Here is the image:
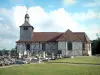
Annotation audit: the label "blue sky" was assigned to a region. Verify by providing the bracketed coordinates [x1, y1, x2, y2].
[0, 0, 100, 49]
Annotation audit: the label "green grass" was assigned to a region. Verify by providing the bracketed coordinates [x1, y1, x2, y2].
[0, 56, 100, 75]
[48, 56, 100, 64]
[0, 64, 100, 75]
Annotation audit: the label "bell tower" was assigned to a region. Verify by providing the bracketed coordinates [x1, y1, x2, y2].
[19, 8, 34, 41]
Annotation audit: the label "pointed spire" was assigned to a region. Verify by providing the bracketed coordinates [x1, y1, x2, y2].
[25, 5, 30, 22]
[26, 5, 28, 14]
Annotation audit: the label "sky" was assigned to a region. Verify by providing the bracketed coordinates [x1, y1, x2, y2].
[0, 0, 100, 50]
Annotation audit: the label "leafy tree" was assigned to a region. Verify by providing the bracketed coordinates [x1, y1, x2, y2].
[92, 39, 100, 55]
[11, 48, 18, 58]
[3, 50, 10, 56]
[96, 39, 100, 54]
[0, 50, 3, 56]
[0, 49, 10, 56]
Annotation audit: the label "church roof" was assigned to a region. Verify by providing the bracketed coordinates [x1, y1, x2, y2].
[20, 21, 34, 29]
[20, 22, 31, 27]
[32, 32, 63, 42]
[20, 13, 34, 29]
[16, 29, 91, 43]
[57, 29, 82, 41]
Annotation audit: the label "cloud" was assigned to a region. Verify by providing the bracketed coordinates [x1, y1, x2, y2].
[0, 8, 19, 50]
[0, 5, 99, 49]
[13, 6, 80, 32]
[71, 9, 100, 21]
[77, 24, 100, 40]
[0, 17, 4, 20]
[63, 0, 76, 6]
[83, 0, 100, 7]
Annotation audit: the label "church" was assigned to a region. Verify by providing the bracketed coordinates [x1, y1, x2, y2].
[16, 12, 92, 58]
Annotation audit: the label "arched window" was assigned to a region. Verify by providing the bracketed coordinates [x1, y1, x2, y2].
[82, 43, 85, 50]
[42, 43, 45, 51]
[26, 44, 30, 51]
[68, 42, 72, 50]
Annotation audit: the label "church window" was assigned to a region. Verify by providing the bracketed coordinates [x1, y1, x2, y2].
[42, 43, 45, 51]
[82, 43, 85, 50]
[24, 27, 28, 30]
[89, 43, 90, 50]
[68, 42, 72, 50]
[26, 44, 30, 51]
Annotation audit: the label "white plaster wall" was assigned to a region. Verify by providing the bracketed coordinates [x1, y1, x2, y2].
[46, 42, 57, 50]
[85, 43, 92, 56]
[58, 41, 66, 50]
[58, 41, 66, 56]
[17, 43, 26, 53]
[62, 50, 83, 56]
[17, 43, 27, 58]
[16, 41, 90, 57]
[85, 43, 89, 50]
[88, 43, 92, 56]
[72, 42, 82, 50]
[31, 43, 42, 51]
[58, 42, 83, 56]
[72, 42, 83, 56]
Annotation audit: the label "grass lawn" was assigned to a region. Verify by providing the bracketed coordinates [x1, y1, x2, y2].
[48, 56, 100, 64]
[0, 64, 100, 75]
[0, 56, 100, 75]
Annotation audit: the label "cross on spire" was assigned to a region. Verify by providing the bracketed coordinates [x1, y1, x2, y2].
[26, 5, 28, 14]
[24, 5, 30, 22]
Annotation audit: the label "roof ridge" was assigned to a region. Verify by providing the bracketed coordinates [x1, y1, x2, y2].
[57, 30, 83, 41]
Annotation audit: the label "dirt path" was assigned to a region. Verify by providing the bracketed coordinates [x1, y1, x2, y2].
[0, 65, 21, 68]
[0, 62, 100, 69]
[46, 62, 100, 66]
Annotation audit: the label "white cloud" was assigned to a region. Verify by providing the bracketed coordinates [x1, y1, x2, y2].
[0, 17, 4, 20]
[77, 24, 100, 40]
[0, 8, 19, 49]
[49, 8, 79, 31]
[83, 0, 100, 7]
[0, 6, 99, 49]
[71, 9, 100, 21]
[12, 6, 100, 40]
[13, 6, 80, 32]
[12, 6, 27, 28]
[63, 0, 76, 6]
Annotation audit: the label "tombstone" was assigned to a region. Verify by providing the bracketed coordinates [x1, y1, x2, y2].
[38, 56, 41, 63]
[71, 56, 74, 58]
[43, 51, 46, 59]
[51, 52, 55, 59]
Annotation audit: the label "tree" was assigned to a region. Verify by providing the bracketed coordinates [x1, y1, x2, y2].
[92, 39, 100, 55]
[0, 50, 3, 56]
[11, 48, 18, 58]
[0, 49, 10, 56]
[3, 50, 9, 56]
[96, 39, 100, 54]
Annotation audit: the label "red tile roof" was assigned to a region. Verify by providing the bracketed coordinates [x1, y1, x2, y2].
[16, 29, 91, 43]
[32, 32, 63, 42]
[57, 29, 81, 41]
